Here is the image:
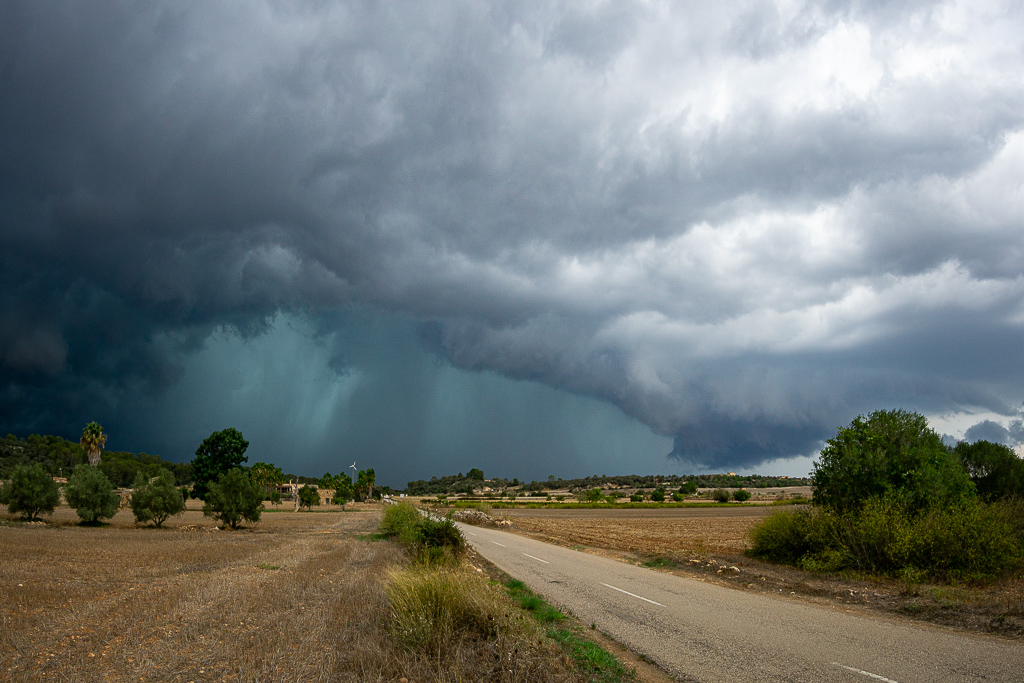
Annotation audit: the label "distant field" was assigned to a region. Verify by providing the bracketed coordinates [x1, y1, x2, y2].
[498, 505, 773, 555]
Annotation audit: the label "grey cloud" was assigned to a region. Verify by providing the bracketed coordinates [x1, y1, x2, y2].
[2, 1, 1024, 474]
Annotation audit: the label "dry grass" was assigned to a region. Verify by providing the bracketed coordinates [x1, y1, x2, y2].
[1, 505, 583, 682]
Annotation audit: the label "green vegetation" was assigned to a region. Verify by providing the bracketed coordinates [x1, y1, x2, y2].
[64, 463, 119, 524]
[711, 488, 731, 503]
[733, 488, 751, 502]
[297, 484, 320, 511]
[0, 462, 60, 520]
[505, 579, 634, 682]
[749, 409, 1024, 582]
[129, 468, 185, 527]
[812, 409, 973, 513]
[191, 428, 249, 501]
[379, 502, 465, 564]
[955, 440, 1024, 501]
[1, 433, 191, 486]
[202, 468, 264, 529]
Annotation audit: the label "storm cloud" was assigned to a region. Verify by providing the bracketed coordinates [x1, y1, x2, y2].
[2, 1, 1023, 481]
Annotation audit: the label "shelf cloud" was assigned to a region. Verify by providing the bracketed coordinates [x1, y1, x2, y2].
[2, 1, 1023, 478]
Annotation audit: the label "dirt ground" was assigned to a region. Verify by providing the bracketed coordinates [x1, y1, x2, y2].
[487, 505, 1024, 640]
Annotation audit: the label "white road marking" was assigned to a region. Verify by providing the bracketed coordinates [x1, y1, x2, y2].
[491, 541, 506, 547]
[523, 553, 550, 564]
[465, 530, 478, 536]
[600, 582, 665, 607]
[834, 663, 899, 683]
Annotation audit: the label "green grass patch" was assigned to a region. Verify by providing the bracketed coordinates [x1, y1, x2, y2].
[504, 579, 634, 682]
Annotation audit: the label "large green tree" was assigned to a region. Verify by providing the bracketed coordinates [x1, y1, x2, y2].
[812, 409, 975, 513]
[130, 468, 186, 527]
[332, 477, 354, 509]
[202, 468, 263, 529]
[297, 484, 320, 511]
[64, 463, 119, 524]
[355, 468, 376, 502]
[80, 422, 107, 466]
[0, 462, 60, 520]
[954, 440, 1024, 501]
[191, 428, 249, 500]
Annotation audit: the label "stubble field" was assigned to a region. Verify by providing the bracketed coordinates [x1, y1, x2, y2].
[0, 506, 581, 683]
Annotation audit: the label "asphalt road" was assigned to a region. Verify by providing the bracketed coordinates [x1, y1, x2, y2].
[458, 522, 1023, 683]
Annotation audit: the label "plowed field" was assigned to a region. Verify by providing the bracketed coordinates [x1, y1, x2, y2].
[499, 506, 773, 556]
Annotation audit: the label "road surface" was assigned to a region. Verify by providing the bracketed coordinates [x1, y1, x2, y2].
[458, 522, 1023, 682]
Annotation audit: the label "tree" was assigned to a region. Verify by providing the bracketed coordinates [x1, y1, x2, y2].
[954, 440, 1024, 501]
[651, 488, 666, 502]
[80, 422, 107, 466]
[297, 484, 320, 511]
[812, 409, 975, 513]
[0, 463, 60, 520]
[733, 488, 752, 502]
[679, 481, 698, 495]
[202, 468, 263, 529]
[332, 477, 354, 509]
[64, 463, 119, 524]
[130, 468, 185, 527]
[711, 488, 731, 503]
[191, 428, 249, 501]
[467, 468, 484, 480]
[250, 461, 285, 495]
[355, 468, 376, 502]
[577, 487, 604, 502]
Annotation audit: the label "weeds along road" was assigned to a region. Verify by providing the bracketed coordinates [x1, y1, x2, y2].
[458, 522, 1023, 683]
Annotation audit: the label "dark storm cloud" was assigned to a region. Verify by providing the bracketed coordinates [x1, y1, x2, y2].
[2, 1, 1024, 471]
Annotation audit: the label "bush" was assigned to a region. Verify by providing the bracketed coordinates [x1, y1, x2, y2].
[297, 484, 320, 511]
[64, 464, 119, 524]
[812, 409, 974, 513]
[576, 487, 604, 502]
[130, 468, 185, 527]
[650, 488, 666, 502]
[671, 492, 684, 502]
[0, 462, 60, 520]
[202, 468, 264, 529]
[733, 489, 751, 502]
[379, 503, 465, 562]
[380, 502, 423, 544]
[748, 497, 1024, 581]
[711, 489, 731, 503]
[679, 481, 698, 495]
[629, 493, 644, 502]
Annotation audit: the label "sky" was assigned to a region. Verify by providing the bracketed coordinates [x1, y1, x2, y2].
[2, 1, 1023, 488]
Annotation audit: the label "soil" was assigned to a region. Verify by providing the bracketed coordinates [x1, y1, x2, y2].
[477, 505, 1024, 640]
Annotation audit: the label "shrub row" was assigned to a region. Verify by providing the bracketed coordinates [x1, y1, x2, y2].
[748, 496, 1024, 581]
[379, 502, 466, 564]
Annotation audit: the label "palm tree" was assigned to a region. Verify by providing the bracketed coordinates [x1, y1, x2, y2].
[80, 422, 107, 466]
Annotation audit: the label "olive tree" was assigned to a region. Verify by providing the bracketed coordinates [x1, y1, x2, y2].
[297, 484, 320, 511]
[130, 468, 185, 527]
[202, 468, 263, 529]
[64, 464, 119, 524]
[0, 463, 60, 520]
[191, 428, 249, 501]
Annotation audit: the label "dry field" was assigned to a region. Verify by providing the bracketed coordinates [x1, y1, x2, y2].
[497, 506, 771, 556]
[0, 505, 582, 683]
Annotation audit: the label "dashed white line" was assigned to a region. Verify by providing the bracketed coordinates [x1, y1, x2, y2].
[523, 553, 550, 564]
[491, 541, 506, 547]
[465, 530, 478, 536]
[834, 663, 899, 683]
[600, 582, 665, 607]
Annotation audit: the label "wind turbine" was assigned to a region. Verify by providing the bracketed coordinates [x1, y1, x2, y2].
[349, 461, 357, 481]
